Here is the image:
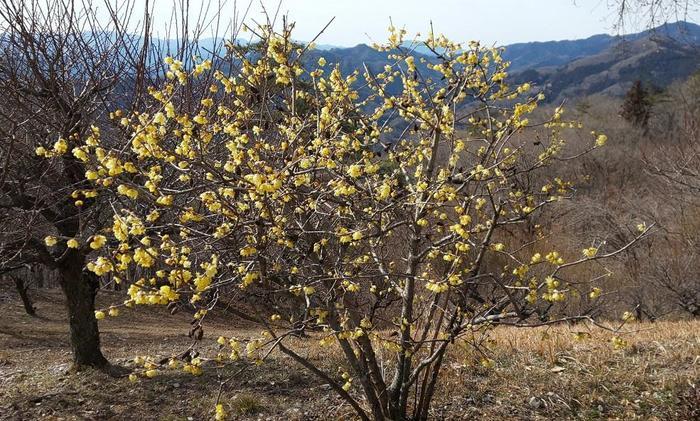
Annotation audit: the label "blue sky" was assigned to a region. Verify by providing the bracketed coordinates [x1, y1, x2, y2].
[106, 0, 700, 46]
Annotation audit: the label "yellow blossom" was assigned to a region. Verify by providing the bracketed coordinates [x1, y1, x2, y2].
[117, 184, 139, 200]
[595, 134, 608, 147]
[53, 138, 68, 155]
[215, 403, 227, 421]
[156, 195, 174, 206]
[611, 336, 627, 350]
[582, 247, 598, 258]
[377, 183, 391, 200]
[347, 164, 362, 178]
[90, 235, 107, 250]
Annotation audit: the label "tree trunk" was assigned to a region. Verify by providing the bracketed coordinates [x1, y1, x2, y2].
[33, 265, 44, 288]
[58, 251, 109, 370]
[12, 276, 36, 316]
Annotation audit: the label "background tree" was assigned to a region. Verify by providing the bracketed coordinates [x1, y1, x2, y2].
[612, 0, 699, 28]
[0, 0, 246, 372]
[559, 73, 700, 321]
[643, 73, 700, 317]
[0, 268, 37, 316]
[0, 0, 241, 371]
[0, 0, 156, 371]
[621, 80, 653, 130]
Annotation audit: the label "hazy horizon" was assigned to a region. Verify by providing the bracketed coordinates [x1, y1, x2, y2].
[98, 0, 700, 47]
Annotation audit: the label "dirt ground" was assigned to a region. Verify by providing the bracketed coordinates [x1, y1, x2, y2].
[0, 286, 698, 420]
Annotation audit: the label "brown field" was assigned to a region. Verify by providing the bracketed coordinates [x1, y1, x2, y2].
[1, 287, 698, 420]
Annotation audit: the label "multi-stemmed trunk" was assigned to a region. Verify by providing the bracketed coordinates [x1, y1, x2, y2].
[325, 130, 451, 420]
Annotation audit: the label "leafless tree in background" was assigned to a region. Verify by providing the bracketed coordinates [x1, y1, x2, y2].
[643, 74, 700, 317]
[0, 0, 248, 373]
[611, 0, 699, 28]
[0, 0, 156, 371]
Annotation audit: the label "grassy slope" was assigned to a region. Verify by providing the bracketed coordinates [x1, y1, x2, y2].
[0, 288, 698, 420]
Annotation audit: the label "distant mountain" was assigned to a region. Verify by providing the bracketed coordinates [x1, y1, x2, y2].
[144, 21, 700, 102]
[304, 21, 700, 101]
[307, 44, 402, 75]
[510, 22, 700, 100]
[503, 34, 615, 72]
[303, 44, 437, 99]
[503, 21, 700, 71]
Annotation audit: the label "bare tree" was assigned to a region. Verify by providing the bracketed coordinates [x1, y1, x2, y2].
[0, 0, 155, 371]
[0, 0, 243, 372]
[643, 73, 700, 317]
[611, 0, 699, 28]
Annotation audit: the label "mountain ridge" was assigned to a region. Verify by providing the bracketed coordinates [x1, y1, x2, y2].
[144, 21, 700, 100]
[502, 20, 700, 71]
[309, 21, 700, 101]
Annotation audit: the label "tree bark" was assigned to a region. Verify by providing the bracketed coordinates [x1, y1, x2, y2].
[57, 251, 108, 370]
[12, 276, 36, 316]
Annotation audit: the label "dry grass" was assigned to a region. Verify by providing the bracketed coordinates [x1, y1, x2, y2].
[0, 287, 698, 420]
[434, 323, 699, 419]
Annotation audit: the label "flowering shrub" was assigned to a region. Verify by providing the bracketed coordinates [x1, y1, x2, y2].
[47, 24, 647, 420]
